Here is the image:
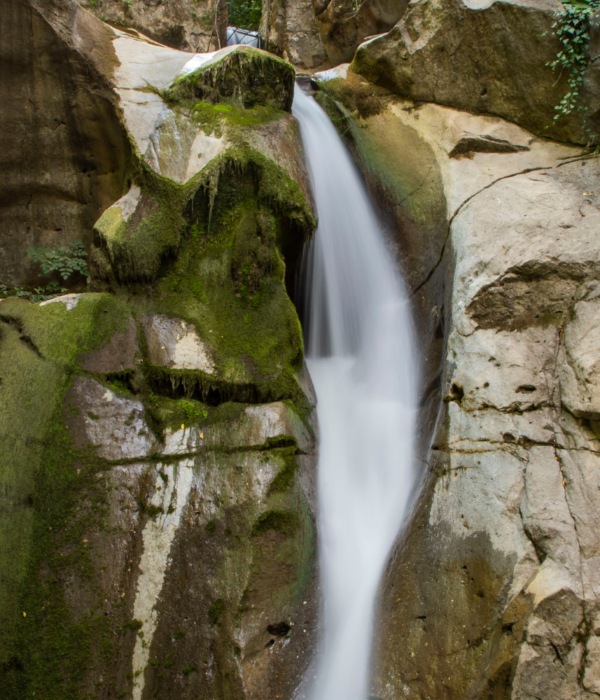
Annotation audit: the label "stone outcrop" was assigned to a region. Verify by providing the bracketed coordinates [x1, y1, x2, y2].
[351, 0, 600, 145]
[167, 45, 295, 110]
[0, 5, 318, 699]
[261, 0, 329, 70]
[312, 0, 409, 65]
[83, 0, 227, 52]
[316, 66, 600, 700]
[0, 0, 129, 287]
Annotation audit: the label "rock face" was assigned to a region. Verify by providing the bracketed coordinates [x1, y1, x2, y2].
[351, 0, 600, 145]
[0, 5, 318, 699]
[83, 0, 227, 52]
[0, 0, 129, 286]
[261, 0, 329, 70]
[316, 67, 600, 699]
[312, 0, 409, 65]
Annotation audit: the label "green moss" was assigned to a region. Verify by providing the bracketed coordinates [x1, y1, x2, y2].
[104, 146, 315, 406]
[268, 447, 297, 494]
[0, 295, 133, 698]
[205, 520, 216, 533]
[167, 46, 294, 112]
[251, 510, 299, 537]
[188, 101, 285, 138]
[208, 598, 225, 624]
[121, 619, 143, 632]
[137, 499, 164, 518]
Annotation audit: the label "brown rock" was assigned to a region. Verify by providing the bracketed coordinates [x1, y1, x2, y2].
[351, 0, 600, 144]
[80, 317, 139, 373]
[312, 0, 409, 65]
[83, 0, 227, 52]
[0, 0, 128, 286]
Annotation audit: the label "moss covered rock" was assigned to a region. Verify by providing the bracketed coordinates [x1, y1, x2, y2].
[0, 291, 318, 700]
[1, 9, 318, 699]
[168, 46, 296, 112]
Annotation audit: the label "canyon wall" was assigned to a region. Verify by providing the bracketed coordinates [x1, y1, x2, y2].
[314, 6, 600, 690]
[0, 3, 318, 698]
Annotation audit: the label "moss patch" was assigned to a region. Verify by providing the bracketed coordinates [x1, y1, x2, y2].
[0, 295, 133, 698]
[167, 46, 295, 112]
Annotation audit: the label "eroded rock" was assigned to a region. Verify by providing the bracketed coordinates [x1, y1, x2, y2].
[144, 315, 216, 374]
[316, 67, 600, 700]
[351, 0, 600, 144]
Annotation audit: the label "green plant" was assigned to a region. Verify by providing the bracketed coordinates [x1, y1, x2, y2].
[227, 0, 261, 31]
[548, 0, 600, 121]
[179, 399, 208, 422]
[0, 281, 67, 303]
[25, 241, 89, 281]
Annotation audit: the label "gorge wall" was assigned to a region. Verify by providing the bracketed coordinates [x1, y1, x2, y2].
[0, 2, 318, 698]
[312, 1, 600, 694]
[3, 0, 600, 698]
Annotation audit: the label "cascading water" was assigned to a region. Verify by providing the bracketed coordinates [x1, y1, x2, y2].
[292, 85, 418, 700]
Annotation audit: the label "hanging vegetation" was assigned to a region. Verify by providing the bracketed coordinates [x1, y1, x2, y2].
[548, 0, 600, 121]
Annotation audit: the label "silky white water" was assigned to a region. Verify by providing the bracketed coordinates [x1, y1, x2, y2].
[292, 85, 418, 700]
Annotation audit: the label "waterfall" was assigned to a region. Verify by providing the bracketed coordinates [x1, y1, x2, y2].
[292, 85, 418, 700]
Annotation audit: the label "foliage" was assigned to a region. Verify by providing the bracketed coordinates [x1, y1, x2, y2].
[25, 241, 89, 282]
[179, 399, 208, 422]
[227, 0, 262, 31]
[0, 282, 67, 303]
[548, 0, 600, 121]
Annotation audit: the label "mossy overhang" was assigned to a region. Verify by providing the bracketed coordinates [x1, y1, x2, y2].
[167, 46, 296, 112]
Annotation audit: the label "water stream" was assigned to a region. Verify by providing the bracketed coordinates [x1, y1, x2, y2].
[292, 85, 418, 700]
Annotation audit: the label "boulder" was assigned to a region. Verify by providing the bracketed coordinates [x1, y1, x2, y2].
[261, 0, 329, 70]
[312, 0, 409, 65]
[167, 46, 295, 111]
[351, 0, 600, 144]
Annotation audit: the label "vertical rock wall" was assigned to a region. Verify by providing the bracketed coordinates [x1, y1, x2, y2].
[315, 66, 600, 699]
[0, 6, 319, 699]
[0, 0, 129, 286]
[261, 0, 329, 70]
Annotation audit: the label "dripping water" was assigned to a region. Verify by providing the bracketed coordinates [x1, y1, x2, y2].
[292, 85, 418, 700]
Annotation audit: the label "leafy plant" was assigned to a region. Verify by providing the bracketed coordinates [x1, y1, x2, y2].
[25, 241, 89, 281]
[227, 0, 262, 31]
[548, 0, 600, 121]
[0, 281, 67, 303]
[179, 399, 208, 422]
